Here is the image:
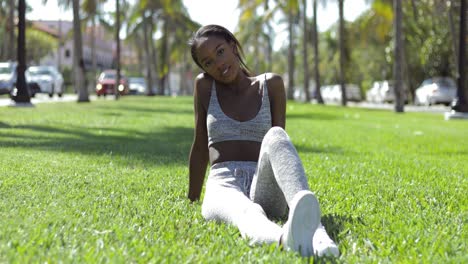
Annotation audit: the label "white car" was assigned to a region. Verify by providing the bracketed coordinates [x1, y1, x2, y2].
[366, 81, 382, 103]
[27, 66, 64, 97]
[322, 84, 362, 102]
[367, 80, 410, 104]
[128, 77, 147, 95]
[0, 62, 17, 95]
[415, 77, 457, 106]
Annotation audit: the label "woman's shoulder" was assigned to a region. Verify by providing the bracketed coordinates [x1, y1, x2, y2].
[194, 73, 213, 90]
[258, 72, 285, 91]
[257, 72, 284, 86]
[194, 73, 213, 97]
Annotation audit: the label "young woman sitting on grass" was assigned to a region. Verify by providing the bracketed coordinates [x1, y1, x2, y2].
[187, 24, 339, 258]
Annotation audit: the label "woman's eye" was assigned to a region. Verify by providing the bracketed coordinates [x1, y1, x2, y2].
[204, 61, 212, 68]
[217, 48, 224, 56]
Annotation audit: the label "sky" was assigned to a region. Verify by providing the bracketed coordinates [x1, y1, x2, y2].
[27, 0, 370, 49]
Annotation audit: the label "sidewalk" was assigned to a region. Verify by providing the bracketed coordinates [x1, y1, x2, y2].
[0, 94, 451, 114]
[0, 94, 103, 107]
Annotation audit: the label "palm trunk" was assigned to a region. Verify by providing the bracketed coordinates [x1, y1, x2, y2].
[264, 0, 273, 72]
[393, 0, 404, 112]
[339, 0, 347, 106]
[57, 19, 62, 71]
[13, 0, 30, 103]
[142, 12, 154, 96]
[302, 0, 310, 102]
[159, 19, 169, 96]
[8, 0, 15, 61]
[448, 1, 459, 78]
[73, 0, 89, 102]
[149, 13, 159, 94]
[313, 0, 324, 104]
[452, 0, 467, 112]
[287, 6, 295, 100]
[115, 0, 121, 100]
[91, 16, 97, 93]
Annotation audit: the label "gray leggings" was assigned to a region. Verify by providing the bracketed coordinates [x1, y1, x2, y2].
[202, 127, 310, 244]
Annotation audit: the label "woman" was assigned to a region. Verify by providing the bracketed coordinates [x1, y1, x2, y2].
[187, 24, 339, 257]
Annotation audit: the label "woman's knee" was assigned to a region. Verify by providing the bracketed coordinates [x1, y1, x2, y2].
[263, 126, 291, 149]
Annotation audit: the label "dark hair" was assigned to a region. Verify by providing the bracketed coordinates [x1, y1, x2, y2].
[188, 24, 251, 76]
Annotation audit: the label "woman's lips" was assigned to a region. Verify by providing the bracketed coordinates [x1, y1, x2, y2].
[221, 66, 230, 76]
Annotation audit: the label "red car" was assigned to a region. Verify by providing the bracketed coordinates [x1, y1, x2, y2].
[96, 70, 129, 96]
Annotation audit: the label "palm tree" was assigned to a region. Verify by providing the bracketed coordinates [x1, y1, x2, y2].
[114, 0, 121, 100]
[301, 0, 310, 102]
[7, 0, 15, 61]
[338, 0, 347, 106]
[287, 0, 299, 100]
[393, 0, 404, 112]
[141, 10, 155, 96]
[451, 0, 467, 113]
[126, 1, 159, 96]
[82, 0, 107, 94]
[72, 0, 90, 102]
[12, 0, 30, 104]
[46, 0, 90, 102]
[312, 0, 324, 104]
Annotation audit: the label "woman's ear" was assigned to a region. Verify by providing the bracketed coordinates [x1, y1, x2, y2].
[231, 42, 238, 55]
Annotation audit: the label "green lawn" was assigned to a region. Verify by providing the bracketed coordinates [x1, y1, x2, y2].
[0, 97, 466, 263]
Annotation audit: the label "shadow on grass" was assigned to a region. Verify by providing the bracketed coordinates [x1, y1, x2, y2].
[0, 121, 11, 128]
[295, 144, 345, 155]
[322, 213, 364, 243]
[0, 123, 193, 167]
[287, 112, 342, 121]
[91, 100, 193, 116]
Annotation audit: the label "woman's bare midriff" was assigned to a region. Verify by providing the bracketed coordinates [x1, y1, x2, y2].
[209, 140, 262, 165]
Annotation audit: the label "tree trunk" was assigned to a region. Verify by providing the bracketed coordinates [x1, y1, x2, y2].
[448, 1, 458, 85]
[57, 19, 62, 71]
[8, 0, 15, 61]
[91, 16, 97, 94]
[287, 6, 295, 100]
[313, 0, 324, 104]
[159, 19, 169, 96]
[13, 0, 30, 103]
[339, 0, 347, 106]
[141, 13, 154, 96]
[73, 0, 89, 102]
[452, 0, 467, 112]
[149, 13, 159, 94]
[393, 0, 405, 112]
[264, 0, 273, 72]
[115, 0, 121, 100]
[302, 0, 310, 102]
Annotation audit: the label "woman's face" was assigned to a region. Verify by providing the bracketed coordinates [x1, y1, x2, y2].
[195, 36, 241, 83]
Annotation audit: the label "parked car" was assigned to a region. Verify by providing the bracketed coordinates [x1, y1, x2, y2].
[128, 77, 147, 95]
[27, 66, 64, 97]
[0, 61, 39, 97]
[321, 84, 362, 102]
[366, 81, 382, 103]
[0, 62, 15, 95]
[415, 77, 457, 106]
[96, 70, 129, 96]
[366, 80, 410, 104]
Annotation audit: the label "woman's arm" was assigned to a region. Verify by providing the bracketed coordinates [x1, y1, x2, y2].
[188, 75, 210, 202]
[266, 73, 287, 129]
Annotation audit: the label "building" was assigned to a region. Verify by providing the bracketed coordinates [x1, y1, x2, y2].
[32, 20, 116, 72]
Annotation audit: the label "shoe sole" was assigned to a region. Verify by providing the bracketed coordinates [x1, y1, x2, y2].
[289, 190, 321, 257]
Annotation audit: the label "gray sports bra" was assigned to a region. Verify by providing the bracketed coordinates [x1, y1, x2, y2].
[207, 74, 272, 147]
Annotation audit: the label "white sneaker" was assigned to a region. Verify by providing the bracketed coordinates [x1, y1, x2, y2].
[313, 223, 340, 257]
[282, 190, 321, 257]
